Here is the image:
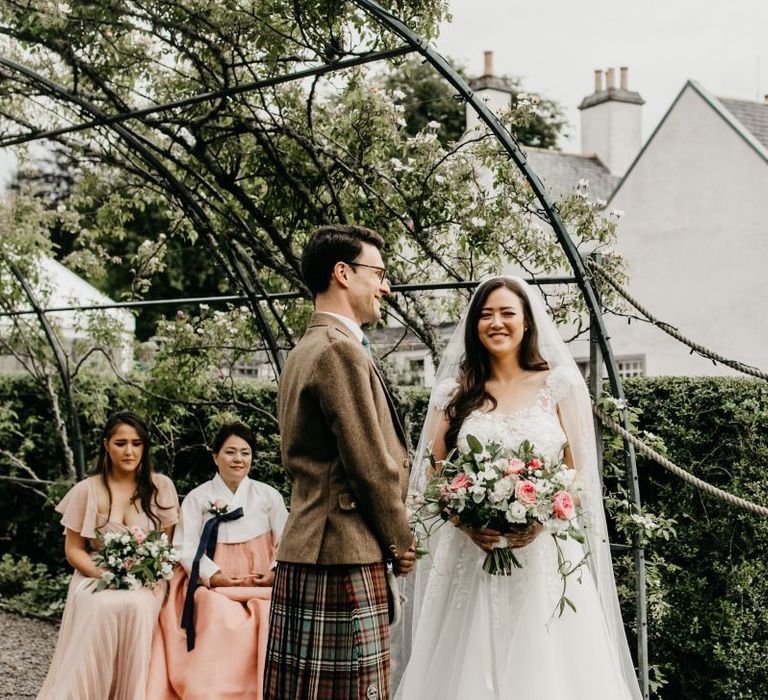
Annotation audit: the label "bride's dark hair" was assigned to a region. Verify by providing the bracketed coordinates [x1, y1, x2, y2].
[444, 278, 548, 452]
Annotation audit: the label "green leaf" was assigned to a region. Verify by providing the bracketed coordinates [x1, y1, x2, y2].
[465, 434, 483, 454]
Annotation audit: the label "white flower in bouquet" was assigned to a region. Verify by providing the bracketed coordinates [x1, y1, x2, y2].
[506, 501, 528, 524]
[491, 477, 515, 502]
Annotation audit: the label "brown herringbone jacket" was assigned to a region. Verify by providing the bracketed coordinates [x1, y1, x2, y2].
[276, 312, 412, 565]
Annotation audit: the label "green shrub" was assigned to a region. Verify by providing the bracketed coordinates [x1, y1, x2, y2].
[621, 377, 768, 699]
[0, 553, 69, 619]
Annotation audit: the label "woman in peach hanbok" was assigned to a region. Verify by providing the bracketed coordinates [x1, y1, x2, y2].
[37, 411, 180, 700]
[148, 421, 288, 700]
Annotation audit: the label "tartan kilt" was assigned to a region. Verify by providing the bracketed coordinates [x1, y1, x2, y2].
[263, 561, 391, 700]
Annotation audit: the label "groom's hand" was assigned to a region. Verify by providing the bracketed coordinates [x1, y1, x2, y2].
[393, 539, 417, 576]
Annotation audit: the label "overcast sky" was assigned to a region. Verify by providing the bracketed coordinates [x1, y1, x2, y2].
[436, 0, 768, 151]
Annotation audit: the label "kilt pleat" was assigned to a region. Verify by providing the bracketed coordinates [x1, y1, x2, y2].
[263, 562, 390, 700]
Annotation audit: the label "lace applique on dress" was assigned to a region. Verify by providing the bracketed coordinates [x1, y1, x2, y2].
[456, 370, 568, 467]
[541, 364, 579, 410]
[431, 378, 459, 411]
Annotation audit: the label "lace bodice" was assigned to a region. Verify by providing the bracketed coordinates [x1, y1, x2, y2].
[455, 366, 573, 463]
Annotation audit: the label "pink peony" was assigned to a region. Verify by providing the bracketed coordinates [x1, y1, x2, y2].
[505, 458, 525, 476]
[552, 491, 576, 520]
[129, 526, 146, 544]
[514, 480, 538, 505]
[449, 473, 471, 492]
[526, 458, 542, 470]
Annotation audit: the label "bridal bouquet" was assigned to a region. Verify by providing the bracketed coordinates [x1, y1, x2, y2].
[93, 526, 179, 592]
[414, 436, 588, 614]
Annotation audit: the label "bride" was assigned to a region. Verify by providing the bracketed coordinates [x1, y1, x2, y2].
[393, 277, 642, 699]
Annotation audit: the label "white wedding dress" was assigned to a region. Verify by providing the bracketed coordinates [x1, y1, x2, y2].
[395, 368, 637, 699]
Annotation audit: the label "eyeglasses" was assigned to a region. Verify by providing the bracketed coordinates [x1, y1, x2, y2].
[344, 261, 388, 283]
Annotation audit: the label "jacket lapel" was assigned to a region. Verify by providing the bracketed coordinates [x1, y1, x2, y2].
[309, 312, 408, 446]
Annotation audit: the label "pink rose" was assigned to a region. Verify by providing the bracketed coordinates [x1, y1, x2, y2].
[440, 485, 452, 499]
[123, 558, 134, 570]
[552, 491, 576, 520]
[526, 458, 542, 470]
[449, 473, 471, 492]
[212, 498, 227, 510]
[129, 526, 146, 544]
[514, 480, 538, 505]
[505, 458, 525, 476]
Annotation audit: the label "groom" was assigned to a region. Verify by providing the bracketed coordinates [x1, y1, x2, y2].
[264, 224, 416, 700]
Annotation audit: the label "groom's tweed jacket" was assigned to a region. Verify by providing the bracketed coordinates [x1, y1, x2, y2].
[277, 312, 413, 565]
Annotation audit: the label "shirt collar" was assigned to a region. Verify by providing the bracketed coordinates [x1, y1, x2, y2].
[211, 472, 250, 506]
[317, 311, 364, 343]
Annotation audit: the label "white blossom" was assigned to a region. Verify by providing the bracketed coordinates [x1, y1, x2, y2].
[124, 574, 142, 590]
[506, 501, 527, 524]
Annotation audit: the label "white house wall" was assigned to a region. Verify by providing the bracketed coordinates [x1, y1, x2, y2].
[606, 84, 768, 376]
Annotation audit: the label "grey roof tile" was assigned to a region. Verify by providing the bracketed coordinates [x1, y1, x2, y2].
[718, 97, 768, 151]
[525, 148, 620, 203]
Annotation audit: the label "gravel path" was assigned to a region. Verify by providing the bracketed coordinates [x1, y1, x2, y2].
[0, 610, 57, 699]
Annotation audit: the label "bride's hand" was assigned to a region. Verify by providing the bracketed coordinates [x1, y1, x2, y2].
[506, 522, 543, 549]
[451, 519, 501, 552]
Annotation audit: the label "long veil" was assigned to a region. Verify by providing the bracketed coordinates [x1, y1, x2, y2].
[391, 276, 641, 699]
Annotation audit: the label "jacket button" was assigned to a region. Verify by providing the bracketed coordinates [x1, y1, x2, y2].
[350, 501, 357, 508]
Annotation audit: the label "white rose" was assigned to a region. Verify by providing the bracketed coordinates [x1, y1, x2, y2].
[493, 477, 515, 501]
[506, 501, 527, 524]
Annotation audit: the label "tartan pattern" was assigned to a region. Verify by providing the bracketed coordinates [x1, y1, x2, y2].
[264, 562, 391, 700]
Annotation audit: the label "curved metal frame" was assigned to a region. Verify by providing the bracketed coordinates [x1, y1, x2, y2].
[0, 6, 648, 694]
[4, 258, 86, 479]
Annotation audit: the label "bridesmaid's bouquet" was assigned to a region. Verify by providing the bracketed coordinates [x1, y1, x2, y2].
[413, 436, 588, 615]
[93, 526, 179, 592]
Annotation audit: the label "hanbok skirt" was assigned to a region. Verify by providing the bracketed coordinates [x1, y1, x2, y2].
[147, 533, 275, 700]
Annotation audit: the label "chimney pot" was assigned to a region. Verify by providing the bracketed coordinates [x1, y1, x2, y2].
[483, 51, 494, 77]
[606, 67, 616, 90]
[594, 69, 603, 93]
[764, 94, 768, 105]
[620, 66, 628, 90]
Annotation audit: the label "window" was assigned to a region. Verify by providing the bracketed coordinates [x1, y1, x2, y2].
[576, 355, 646, 380]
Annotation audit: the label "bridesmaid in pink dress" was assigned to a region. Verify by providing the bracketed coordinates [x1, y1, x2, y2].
[37, 411, 180, 700]
[148, 421, 288, 700]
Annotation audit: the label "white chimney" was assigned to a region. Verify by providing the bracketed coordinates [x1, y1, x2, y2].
[465, 51, 515, 134]
[579, 66, 644, 176]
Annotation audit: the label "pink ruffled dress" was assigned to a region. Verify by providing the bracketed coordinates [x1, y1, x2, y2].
[37, 474, 180, 700]
[147, 476, 288, 700]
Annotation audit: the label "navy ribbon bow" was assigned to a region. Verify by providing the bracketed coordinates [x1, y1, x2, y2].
[180, 506, 244, 651]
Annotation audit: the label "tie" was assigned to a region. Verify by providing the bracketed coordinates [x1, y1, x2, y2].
[361, 334, 373, 357]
